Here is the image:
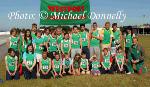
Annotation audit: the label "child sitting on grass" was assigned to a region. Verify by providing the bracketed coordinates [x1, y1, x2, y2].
[52, 53, 63, 78]
[72, 53, 81, 76]
[62, 54, 73, 75]
[5, 48, 19, 80]
[80, 53, 90, 75]
[39, 51, 52, 79]
[90, 54, 101, 76]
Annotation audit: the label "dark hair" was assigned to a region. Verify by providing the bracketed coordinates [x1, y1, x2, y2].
[103, 48, 108, 52]
[8, 48, 15, 54]
[32, 23, 37, 26]
[73, 53, 81, 64]
[55, 52, 59, 56]
[93, 22, 97, 25]
[36, 30, 42, 36]
[80, 24, 85, 27]
[73, 25, 78, 29]
[10, 28, 17, 35]
[44, 27, 49, 33]
[26, 44, 34, 54]
[24, 29, 32, 43]
[112, 23, 117, 27]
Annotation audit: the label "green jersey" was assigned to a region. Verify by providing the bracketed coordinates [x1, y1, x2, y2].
[53, 59, 61, 72]
[43, 34, 49, 43]
[33, 37, 44, 54]
[129, 45, 143, 60]
[71, 33, 81, 49]
[23, 38, 32, 52]
[57, 34, 63, 45]
[91, 61, 100, 71]
[116, 53, 124, 65]
[81, 58, 88, 69]
[102, 28, 113, 44]
[90, 30, 100, 47]
[9, 36, 19, 51]
[48, 35, 57, 52]
[63, 58, 71, 69]
[73, 61, 80, 69]
[41, 58, 51, 72]
[103, 53, 111, 68]
[5, 55, 17, 72]
[61, 39, 70, 54]
[112, 30, 120, 46]
[23, 52, 35, 68]
[31, 32, 36, 40]
[80, 31, 88, 47]
[125, 34, 132, 47]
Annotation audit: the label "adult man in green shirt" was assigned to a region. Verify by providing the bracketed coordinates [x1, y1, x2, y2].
[71, 26, 82, 60]
[100, 22, 113, 50]
[80, 24, 90, 59]
[127, 37, 147, 74]
[89, 22, 101, 61]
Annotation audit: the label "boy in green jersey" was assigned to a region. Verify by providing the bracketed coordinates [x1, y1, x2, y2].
[61, 33, 71, 55]
[52, 53, 63, 78]
[23, 44, 36, 79]
[100, 22, 113, 50]
[39, 51, 52, 79]
[71, 26, 82, 60]
[89, 22, 100, 61]
[5, 48, 19, 80]
[127, 37, 147, 74]
[62, 54, 73, 75]
[42, 28, 50, 52]
[101, 48, 114, 74]
[80, 53, 90, 75]
[47, 30, 58, 59]
[80, 24, 90, 59]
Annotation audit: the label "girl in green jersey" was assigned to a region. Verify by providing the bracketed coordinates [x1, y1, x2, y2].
[72, 53, 81, 76]
[52, 53, 63, 78]
[23, 44, 36, 79]
[5, 48, 19, 80]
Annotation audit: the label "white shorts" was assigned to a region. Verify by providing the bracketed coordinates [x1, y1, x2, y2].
[36, 53, 42, 62]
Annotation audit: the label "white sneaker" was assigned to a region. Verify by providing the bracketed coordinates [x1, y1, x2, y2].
[126, 72, 131, 74]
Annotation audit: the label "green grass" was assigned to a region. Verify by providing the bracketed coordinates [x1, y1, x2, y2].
[0, 36, 150, 87]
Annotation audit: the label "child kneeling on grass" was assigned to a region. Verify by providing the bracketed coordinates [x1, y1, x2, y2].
[22, 44, 37, 79]
[90, 54, 101, 76]
[101, 48, 114, 74]
[62, 54, 73, 75]
[80, 53, 90, 75]
[114, 47, 128, 73]
[52, 53, 63, 78]
[39, 51, 52, 79]
[5, 48, 19, 80]
[72, 53, 81, 76]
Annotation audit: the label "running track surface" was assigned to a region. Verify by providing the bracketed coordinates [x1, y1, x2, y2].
[0, 35, 9, 60]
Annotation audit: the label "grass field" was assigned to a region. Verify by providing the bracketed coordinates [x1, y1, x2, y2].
[0, 36, 150, 87]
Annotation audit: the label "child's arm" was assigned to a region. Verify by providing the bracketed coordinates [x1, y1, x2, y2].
[45, 59, 52, 74]
[5, 56, 12, 76]
[12, 56, 18, 76]
[62, 59, 66, 73]
[59, 61, 63, 76]
[115, 57, 121, 71]
[30, 59, 36, 71]
[87, 60, 89, 71]
[60, 42, 64, 54]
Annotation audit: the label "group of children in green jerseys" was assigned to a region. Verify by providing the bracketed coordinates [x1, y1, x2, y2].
[5, 22, 147, 80]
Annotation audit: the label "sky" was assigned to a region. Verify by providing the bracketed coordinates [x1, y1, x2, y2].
[0, 0, 150, 30]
